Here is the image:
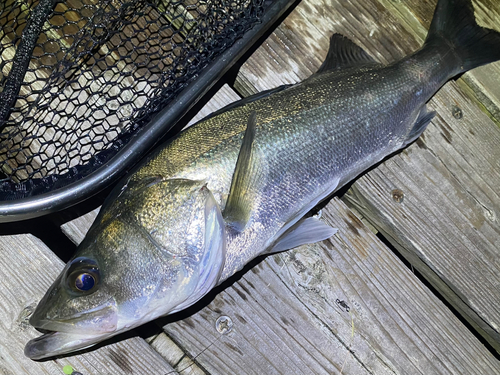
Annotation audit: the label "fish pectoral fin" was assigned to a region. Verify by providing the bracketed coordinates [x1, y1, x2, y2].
[316, 33, 378, 74]
[223, 111, 259, 232]
[269, 216, 338, 254]
[403, 106, 436, 147]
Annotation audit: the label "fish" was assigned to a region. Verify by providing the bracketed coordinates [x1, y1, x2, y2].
[25, 0, 500, 360]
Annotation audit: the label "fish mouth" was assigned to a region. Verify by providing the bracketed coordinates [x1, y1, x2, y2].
[26, 303, 119, 360]
[25, 329, 109, 360]
[29, 313, 117, 335]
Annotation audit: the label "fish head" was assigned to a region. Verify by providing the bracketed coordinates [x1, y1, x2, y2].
[26, 177, 226, 359]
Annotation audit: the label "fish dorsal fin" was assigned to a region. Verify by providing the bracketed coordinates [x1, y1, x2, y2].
[316, 33, 377, 74]
[201, 84, 292, 123]
[223, 111, 259, 231]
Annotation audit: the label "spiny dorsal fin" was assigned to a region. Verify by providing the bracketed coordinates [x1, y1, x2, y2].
[316, 33, 377, 74]
[223, 111, 258, 231]
[200, 84, 291, 123]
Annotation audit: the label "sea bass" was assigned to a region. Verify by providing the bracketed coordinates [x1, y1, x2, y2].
[26, 0, 500, 359]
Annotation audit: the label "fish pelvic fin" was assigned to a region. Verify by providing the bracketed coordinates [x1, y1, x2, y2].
[223, 111, 259, 232]
[316, 34, 378, 74]
[425, 0, 500, 74]
[269, 216, 337, 254]
[265, 177, 340, 254]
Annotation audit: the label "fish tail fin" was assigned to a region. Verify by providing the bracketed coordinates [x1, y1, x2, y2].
[425, 0, 500, 74]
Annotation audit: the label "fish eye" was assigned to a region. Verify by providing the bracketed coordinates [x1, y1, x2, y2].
[75, 273, 96, 291]
[65, 257, 100, 294]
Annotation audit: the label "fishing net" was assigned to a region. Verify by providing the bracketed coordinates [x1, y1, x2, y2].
[0, 0, 271, 200]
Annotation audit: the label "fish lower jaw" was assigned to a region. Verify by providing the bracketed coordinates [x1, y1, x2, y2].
[30, 319, 116, 335]
[24, 317, 143, 359]
[24, 329, 113, 360]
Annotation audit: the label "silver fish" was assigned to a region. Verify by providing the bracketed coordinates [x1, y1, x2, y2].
[26, 0, 500, 359]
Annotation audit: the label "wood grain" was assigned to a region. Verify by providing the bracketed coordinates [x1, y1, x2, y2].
[57, 0, 500, 372]
[378, 0, 500, 125]
[186, 84, 242, 127]
[0, 234, 177, 375]
[234, 0, 418, 96]
[232, 0, 500, 354]
[344, 80, 500, 352]
[146, 332, 206, 375]
[235, 0, 500, 125]
[164, 198, 500, 374]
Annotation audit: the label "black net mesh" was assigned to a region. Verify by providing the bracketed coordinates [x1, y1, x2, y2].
[0, 0, 269, 199]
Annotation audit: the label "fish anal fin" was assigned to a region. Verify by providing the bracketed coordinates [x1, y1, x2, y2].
[269, 216, 337, 254]
[223, 111, 259, 231]
[403, 106, 436, 147]
[316, 33, 378, 74]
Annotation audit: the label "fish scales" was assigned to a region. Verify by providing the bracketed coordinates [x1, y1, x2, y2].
[24, 0, 500, 359]
[134, 63, 435, 279]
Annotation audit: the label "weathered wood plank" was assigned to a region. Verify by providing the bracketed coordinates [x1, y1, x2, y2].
[233, 0, 500, 354]
[146, 332, 206, 375]
[163, 198, 500, 374]
[62, 207, 101, 245]
[235, 0, 500, 125]
[344, 80, 500, 352]
[234, 0, 417, 96]
[58, 0, 500, 372]
[0, 233, 178, 375]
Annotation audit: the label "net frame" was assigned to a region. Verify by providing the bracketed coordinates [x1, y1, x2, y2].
[0, 0, 296, 221]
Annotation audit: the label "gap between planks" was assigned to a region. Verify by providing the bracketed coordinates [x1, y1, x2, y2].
[233, 0, 500, 355]
[37, 2, 497, 373]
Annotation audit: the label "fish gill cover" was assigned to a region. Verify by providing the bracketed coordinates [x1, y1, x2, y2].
[0, 0, 272, 200]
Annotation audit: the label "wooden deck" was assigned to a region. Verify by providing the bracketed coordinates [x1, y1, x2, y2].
[1, 0, 500, 374]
